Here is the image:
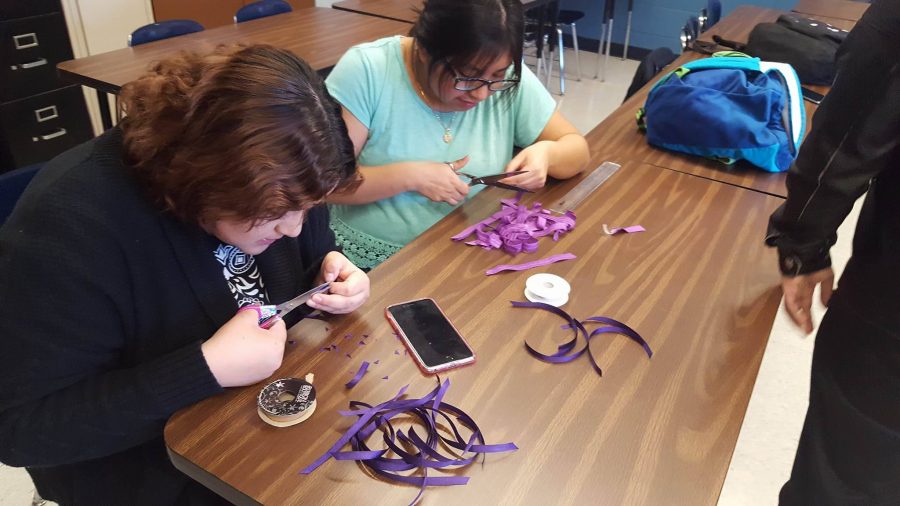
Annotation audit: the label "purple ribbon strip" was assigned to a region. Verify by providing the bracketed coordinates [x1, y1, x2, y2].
[485, 252, 576, 276]
[452, 195, 576, 255]
[345, 361, 369, 389]
[300, 380, 517, 505]
[511, 301, 652, 376]
[603, 224, 645, 235]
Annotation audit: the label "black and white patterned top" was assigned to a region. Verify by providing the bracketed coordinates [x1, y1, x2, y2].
[214, 243, 269, 307]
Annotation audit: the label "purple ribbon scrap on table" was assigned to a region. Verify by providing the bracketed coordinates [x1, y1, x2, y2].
[510, 301, 652, 376]
[451, 194, 576, 255]
[300, 379, 517, 505]
[603, 224, 645, 235]
[485, 253, 577, 276]
[345, 361, 370, 389]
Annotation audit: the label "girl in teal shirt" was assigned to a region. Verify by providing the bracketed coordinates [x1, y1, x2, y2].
[326, 0, 590, 268]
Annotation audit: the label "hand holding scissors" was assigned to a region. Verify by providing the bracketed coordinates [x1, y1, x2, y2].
[245, 282, 331, 329]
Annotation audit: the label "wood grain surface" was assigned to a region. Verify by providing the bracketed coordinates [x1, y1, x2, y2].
[331, 0, 559, 24]
[332, 0, 422, 23]
[56, 7, 411, 94]
[166, 160, 783, 505]
[584, 5, 856, 199]
[792, 0, 869, 22]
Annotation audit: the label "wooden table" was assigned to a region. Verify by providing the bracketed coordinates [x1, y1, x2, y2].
[792, 0, 869, 22]
[166, 159, 783, 505]
[56, 7, 410, 129]
[584, 5, 856, 199]
[332, 0, 422, 23]
[332, 0, 559, 24]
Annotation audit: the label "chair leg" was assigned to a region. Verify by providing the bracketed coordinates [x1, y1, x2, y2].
[602, 18, 614, 82]
[594, 21, 607, 79]
[556, 26, 565, 95]
[623, 10, 633, 60]
[570, 23, 582, 81]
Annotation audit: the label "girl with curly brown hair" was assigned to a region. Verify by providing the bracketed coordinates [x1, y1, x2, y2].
[0, 45, 368, 504]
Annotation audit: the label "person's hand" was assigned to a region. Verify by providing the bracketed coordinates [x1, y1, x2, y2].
[409, 156, 470, 205]
[781, 267, 835, 334]
[307, 251, 370, 314]
[501, 141, 553, 190]
[201, 308, 287, 387]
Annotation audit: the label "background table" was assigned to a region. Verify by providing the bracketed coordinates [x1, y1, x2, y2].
[332, 0, 422, 23]
[56, 7, 411, 129]
[583, 5, 856, 199]
[792, 0, 869, 22]
[166, 159, 783, 505]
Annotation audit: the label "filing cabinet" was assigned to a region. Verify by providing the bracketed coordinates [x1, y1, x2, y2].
[1, 0, 92, 172]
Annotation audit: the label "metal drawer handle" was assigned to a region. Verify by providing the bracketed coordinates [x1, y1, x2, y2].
[13, 33, 39, 49]
[32, 128, 67, 142]
[11, 58, 48, 70]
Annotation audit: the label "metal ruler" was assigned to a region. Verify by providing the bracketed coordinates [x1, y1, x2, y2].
[550, 161, 621, 213]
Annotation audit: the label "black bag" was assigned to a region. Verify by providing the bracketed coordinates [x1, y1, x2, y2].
[713, 15, 849, 85]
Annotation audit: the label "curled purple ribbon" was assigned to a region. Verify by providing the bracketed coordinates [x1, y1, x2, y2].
[452, 195, 576, 255]
[485, 252, 576, 276]
[511, 301, 652, 376]
[345, 361, 369, 389]
[300, 380, 517, 505]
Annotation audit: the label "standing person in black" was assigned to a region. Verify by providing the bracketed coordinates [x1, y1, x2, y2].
[766, 0, 900, 504]
[0, 45, 370, 504]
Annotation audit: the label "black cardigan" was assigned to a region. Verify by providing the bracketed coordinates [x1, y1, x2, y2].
[0, 129, 336, 504]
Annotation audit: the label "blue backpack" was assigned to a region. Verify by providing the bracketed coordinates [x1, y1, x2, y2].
[637, 52, 805, 173]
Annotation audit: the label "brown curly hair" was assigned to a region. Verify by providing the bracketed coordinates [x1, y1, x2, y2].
[119, 44, 359, 226]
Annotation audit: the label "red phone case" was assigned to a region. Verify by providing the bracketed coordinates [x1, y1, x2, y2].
[384, 298, 476, 375]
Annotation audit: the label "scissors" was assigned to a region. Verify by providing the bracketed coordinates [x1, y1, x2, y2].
[248, 281, 331, 329]
[460, 170, 533, 192]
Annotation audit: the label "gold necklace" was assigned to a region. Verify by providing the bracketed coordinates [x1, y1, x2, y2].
[410, 41, 456, 143]
[418, 88, 456, 143]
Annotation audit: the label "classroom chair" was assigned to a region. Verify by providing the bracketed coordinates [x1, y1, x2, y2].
[699, 0, 723, 32]
[623, 47, 676, 102]
[0, 164, 41, 225]
[234, 0, 293, 23]
[127, 19, 204, 47]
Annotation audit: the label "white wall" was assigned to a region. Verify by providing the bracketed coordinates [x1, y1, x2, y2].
[60, 0, 155, 134]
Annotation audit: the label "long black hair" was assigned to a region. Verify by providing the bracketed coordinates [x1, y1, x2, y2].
[410, 0, 524, 93]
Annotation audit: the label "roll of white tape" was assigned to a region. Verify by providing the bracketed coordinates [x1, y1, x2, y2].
[524, 273, 571, 307]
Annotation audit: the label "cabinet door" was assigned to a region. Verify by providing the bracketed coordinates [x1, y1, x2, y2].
[0, 85, 93, 169]
[152, 0, 245, 29]
[0, 13, 73, 102]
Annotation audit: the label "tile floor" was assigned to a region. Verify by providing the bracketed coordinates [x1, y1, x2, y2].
[0, 49, 857, 505]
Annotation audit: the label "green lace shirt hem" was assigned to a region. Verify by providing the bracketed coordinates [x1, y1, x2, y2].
[330, 216, 403, 269]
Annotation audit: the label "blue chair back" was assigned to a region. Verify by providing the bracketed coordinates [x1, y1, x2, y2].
[681, 16, 700, 50]
[0, 165, 41, 225]
[234, 0, 293, 23]
[708, 0, 722, 26]
[700, 0, 723, 32]
[128, 20, 204, 47]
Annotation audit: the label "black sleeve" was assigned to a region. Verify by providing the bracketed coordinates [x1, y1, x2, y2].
[766, 0, 900, 275]
[0, 166, 221, 467]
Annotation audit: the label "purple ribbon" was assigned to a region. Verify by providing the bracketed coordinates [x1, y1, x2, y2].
[511, 301, 652, 376]
[345, 361, 369, 389]
[300, 380, 517, 505]
[603, 224, 645, 235]
[485, 252, 576, 276]
[452, 196, 576, 255]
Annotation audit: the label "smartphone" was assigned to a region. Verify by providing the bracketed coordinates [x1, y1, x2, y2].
[385, 298, 476, 374]
[801, 87, 824, 105]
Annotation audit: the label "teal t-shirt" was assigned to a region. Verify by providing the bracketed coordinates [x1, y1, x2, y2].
[325, 36, 556, 268]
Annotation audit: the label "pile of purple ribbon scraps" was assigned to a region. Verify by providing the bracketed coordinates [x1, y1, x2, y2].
[300, 379, 517, 505]
[511, 301, 653, 376]
[451, 196, 576, 255]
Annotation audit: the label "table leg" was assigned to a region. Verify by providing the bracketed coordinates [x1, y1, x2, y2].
[96, 89, 113, 131]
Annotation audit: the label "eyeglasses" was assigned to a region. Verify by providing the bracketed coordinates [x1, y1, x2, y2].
[450, 65, 519, 92]
[453, 75, 519, 92]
